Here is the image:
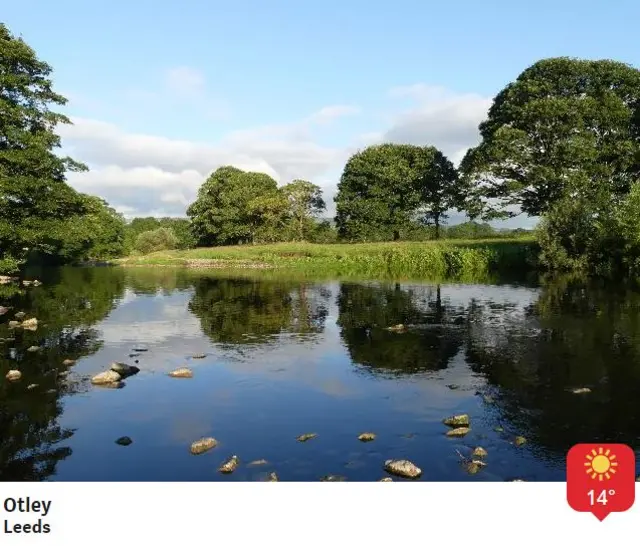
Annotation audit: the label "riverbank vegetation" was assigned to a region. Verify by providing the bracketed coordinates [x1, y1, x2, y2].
[2, 21, 640, 280]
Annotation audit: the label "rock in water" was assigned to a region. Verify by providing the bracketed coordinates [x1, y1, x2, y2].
[218, 455, 239, 473]
[190, 437, 218, 454]
[358, 432, 376, 442]
[21, 318, 38, 330]
[0, 306, 8, 315]
[472, 447, 488, 458]
[385, 324, 407, 333]
[569, 387, 591, 394]
[446, 427, 470, 437]
[192, 353, 206, 359]
[248, 459, 268, 466]
[5, 370, 21, 381]
[14, 311, 26, 320]
[320, 475, 347, 482]
[384, 459, 422, 479]
[8, 321, 20, 329]
[91, 370, 122, 385]
[133, 348, 148, 352]
[26, 345, 41, 352]
[168, 367, 193, 378]
[296, 433, 318, 442]
[464, 460, 487, 475]
[267, 472, 278, 482]
[514, 436, 527, 447]
[116, 436, 132, 446]
[379, 477, 393, 482]
[110, 362, 140, 377]
[62, 359, 76, 366]
[443, 414, 470, 427]
[27, 383, 39, 390]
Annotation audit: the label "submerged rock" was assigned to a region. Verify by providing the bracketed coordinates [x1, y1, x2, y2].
[443, 414, 470, 427]
[464, 460, 487, 475]
[218, 455, 239, 474]
[472, 447, 488, 458]
[358, 432, 376, 442]
[133, 348, 148, 352]
[190, 437, 218, 455]
[94, 381, 125, 389]
[321, 475, 347, 482]
[26, 345, 41, 352]
[384, 459, 422, 479]
[248, 459, 268, 466]
[128, 353, 140, 358]
[192, 353, 207, 359]
[62, 359, 76, 366]
[5, 370, 21, 381]
[110, 362, 140, 377]
[168, 367, 193, 378]
[296, 433, 318, 442]
[446, 427, 470, 438]
[14, 311, 26, 320]
[21, 318, 38, 330]
[379, 477, 393, 482]
[91, 370, 122, 385]
[569, 387, 591, 394]
[514, 436, 527, 447]
[27, 383, 39, 390]
[494, 426, 505, 433]
[116, 436, 133, 446]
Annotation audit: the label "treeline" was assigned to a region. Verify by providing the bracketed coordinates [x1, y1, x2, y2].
[3, 20, 640, 278]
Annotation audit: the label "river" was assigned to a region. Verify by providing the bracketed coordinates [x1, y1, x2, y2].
[1, 266, 639, 481]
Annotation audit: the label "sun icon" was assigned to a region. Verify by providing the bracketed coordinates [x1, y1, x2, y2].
[584, 447, 618, 481]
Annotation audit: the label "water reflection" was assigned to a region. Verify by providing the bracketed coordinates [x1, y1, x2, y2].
[337, 283, 467, 375]
[1, 267, 640, 481]
[0, 267, 126, 480]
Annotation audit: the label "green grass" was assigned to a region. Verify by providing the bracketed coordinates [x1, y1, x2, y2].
[114, 237, 539, 282]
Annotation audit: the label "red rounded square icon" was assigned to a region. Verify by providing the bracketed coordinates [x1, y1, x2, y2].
[566, 443, 635, 521]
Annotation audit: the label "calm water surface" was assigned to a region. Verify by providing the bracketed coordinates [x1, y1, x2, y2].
[1, 267, 640, 481]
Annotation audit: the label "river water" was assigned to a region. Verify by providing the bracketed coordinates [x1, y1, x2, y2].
[1, 266, 639, 481]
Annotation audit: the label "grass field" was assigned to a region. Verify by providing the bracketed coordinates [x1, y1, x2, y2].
[114, 238, 539, 282]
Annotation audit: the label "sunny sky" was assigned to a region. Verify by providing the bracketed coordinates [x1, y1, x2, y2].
[3, 0, 639, 227]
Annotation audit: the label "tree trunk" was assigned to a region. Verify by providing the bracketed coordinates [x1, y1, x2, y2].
[434, 215, 440, 240]
[393, 229, 400, 241]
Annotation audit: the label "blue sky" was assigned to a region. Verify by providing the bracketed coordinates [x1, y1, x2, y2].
[3, 0, 639, 226]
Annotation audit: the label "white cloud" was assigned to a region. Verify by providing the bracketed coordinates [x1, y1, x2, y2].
[164, 66, 206, 98]
[384, 84, 491, 165]
[57, 82, 537, 226]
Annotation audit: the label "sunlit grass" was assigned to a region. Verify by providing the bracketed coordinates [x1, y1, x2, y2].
[114, 238, 538, 281]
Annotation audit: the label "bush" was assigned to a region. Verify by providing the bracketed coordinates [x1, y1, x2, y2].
[134, 228, 179, 255]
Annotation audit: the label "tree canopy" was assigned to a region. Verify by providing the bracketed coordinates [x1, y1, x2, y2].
[460, 57, 640, 220]
[334, 144, 461, 240]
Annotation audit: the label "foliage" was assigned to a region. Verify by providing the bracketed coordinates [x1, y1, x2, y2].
[187, 166, 286, 246]
[461, 57, 640, 221]
[134, 227, 179, 254]
[281, 180, 326, 241]
[335, 144, 461, 241]
[0, 23, 90, 272]
[124, 217, 196, 252]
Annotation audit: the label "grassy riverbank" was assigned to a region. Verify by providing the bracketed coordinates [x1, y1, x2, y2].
[114, 238, 538, 281]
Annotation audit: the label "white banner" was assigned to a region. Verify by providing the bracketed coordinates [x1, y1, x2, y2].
[0, 483, 636, 544]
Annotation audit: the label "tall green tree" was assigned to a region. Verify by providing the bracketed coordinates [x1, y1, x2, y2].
[334, 143, 460, 241]
[460, 57, 640, 221]
[334, 144, 423, 241]
[281, 179, 326, 241]
[413, 146, 461, 239]
[0, 23, 89, 273]
[187, 166, 284, 246]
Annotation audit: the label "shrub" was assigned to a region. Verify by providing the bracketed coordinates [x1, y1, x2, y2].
[134, 228, 179, 255]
